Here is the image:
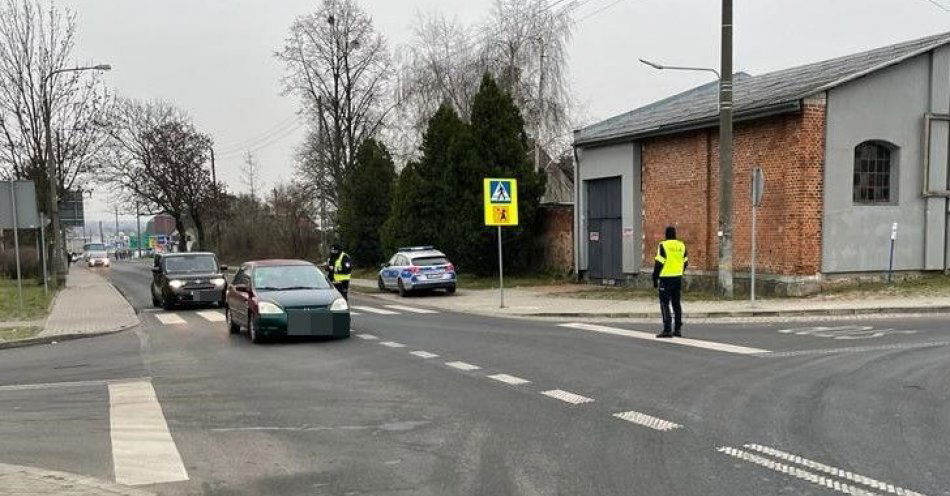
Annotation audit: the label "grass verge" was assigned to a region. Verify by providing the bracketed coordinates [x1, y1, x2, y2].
[0, 278, 54, 321]
[0, 326, 42, 343]
[553, 286, 719, 302]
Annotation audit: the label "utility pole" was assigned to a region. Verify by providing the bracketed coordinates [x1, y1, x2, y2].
[98, 220, 104, 243]
[210, 146, 221, 253]
[136, 202, 143, 259]
[718, 0, 735, 298]
[317, 95, 329, 258]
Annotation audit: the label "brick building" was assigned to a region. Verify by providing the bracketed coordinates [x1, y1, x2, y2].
[573, 32, 950, 295]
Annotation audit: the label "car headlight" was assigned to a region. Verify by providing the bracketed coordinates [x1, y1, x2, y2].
[211, 278, 226, 286]
[329, 298, 349, 312]
[257, 301, 284, 314]
[168, 280, 185, 289]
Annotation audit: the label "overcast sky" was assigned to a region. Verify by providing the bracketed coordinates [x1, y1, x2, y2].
[59, 0, 950, 223]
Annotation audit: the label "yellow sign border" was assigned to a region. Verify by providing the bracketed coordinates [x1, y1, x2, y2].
[483, 178, 519, 226]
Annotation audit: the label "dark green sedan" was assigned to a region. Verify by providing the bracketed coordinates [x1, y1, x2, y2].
[225, 260, 351, 343]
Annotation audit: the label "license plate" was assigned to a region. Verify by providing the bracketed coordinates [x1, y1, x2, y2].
[427, 274, 446, 280]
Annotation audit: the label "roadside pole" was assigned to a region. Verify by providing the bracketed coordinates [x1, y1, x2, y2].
[484, 178, 519, 310]
[39, 213, 48, 295]
[8, 181, 24, 317]
[888, 222, 898, 283]
[497, 226, 505, 308]
[750, 167, 765, 303]
[136, 203, 143, 259]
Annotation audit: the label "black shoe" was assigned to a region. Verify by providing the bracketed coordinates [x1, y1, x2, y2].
[672, 331, 682, 337]
[656, 332, 673, 339]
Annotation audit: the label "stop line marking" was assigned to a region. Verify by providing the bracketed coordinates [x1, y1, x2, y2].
[560, 323, 769, 355]
[109, 381, 188, 486]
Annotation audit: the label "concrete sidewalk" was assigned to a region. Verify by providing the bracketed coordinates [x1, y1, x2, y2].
[0, 463, 153, 495]
[351, 278, 950, 320]
[39, 267, 139, 339]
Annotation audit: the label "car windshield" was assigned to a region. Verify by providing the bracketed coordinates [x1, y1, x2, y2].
[412, 256, 449, 266]
[253, 265, 331, 291]
[84, 243, 106, 252]
[164, 255, 218, 274]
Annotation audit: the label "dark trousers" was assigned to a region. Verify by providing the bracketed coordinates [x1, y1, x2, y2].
[658, 277, 683, 333]
[334, 280, 350, 300]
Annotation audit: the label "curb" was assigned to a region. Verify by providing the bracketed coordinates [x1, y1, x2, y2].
[514, 306, 950, 319]
[0, 322, 139, 350]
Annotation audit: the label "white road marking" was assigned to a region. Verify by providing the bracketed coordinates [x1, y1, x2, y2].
[612, 411, 682, 432]
[559, 323, 769, 355]
[541, 389, 594, 404]
[355, 333, 379, 340]
[445, 361, 481, 371]
[717, 446, 885, 496]
[155, 313, 186, 325]
[350, 312, 361, 316]
[196, 311, 226, 322]
[380, 341, 406, 348]
[0, 377, 149, 392]
[383, 304, 438, 314]
[487, 373, 531, 385]
[410, 351, 439, 358]
[742, 444, 926, 496]
[109, 381, 188, 486]
[351, 306, 399, 315]
[759, 341, 950, 358]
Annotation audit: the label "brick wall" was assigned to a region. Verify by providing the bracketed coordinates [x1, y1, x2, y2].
[642, 101, 826, 276]
[539, 204, 574, 272]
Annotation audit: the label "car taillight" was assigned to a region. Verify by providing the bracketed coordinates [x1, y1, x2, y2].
[446, 263, 455, 272]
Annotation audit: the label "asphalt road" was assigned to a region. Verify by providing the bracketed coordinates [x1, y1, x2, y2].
[1, 260, 949, 495]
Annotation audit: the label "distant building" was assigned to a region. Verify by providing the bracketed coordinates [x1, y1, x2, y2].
[573, 32, 950, 295]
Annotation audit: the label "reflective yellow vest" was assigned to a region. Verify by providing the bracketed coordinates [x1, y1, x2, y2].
[333, 252, 351, 282]
[655, 240, 687, 278]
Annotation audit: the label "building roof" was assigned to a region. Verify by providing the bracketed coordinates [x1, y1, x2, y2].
[575, 31, 950, 147]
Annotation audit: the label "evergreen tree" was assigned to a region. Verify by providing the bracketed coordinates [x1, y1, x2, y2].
[469, 73, 546, 273]
[337, 139, 396, 267]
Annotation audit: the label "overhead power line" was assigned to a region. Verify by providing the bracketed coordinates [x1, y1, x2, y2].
[578, 0, 632, 22]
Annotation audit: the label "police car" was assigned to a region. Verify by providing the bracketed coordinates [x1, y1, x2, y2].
[378, 246, 457, 296]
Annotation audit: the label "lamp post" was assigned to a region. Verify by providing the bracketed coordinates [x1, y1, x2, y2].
[43, 64, 111, 283]
[639, 1, 735, 299]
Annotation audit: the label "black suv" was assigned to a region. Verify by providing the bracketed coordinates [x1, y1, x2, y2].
[151, 252, 228, 310]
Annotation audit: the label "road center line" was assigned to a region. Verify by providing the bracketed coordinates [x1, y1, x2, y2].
[380, 341, 406, 348]
[351, 306, 399, 315]
[559, 323, 769, 355]
[541, 389, 594, 404]
[109, 381, 189, 486]
[196, 311, 226, 322]
[410, 350, 439, 358]
[487, 373, 530, 385]
[612, 411, 682, 432]
[445, 361, 481, 371]
[383, 304, 438, 314]
[155, 313, 186, 325]
[355, 333, 379, 340]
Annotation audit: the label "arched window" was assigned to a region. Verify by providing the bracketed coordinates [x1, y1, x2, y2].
[853, 141, 898, 204]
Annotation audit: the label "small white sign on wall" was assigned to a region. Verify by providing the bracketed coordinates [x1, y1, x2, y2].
[589, 231, 600, 242]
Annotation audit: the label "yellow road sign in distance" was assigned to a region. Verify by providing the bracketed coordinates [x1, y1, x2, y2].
[484, 178, 518, 226]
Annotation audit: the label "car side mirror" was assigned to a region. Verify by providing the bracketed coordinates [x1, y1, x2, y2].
[219, 265, 229, 272]
[233, 284, 249, 294]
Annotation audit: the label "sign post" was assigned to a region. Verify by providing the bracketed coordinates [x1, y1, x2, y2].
[484, 178, 519, 308]
[750, 167, 765, 303]
[888, 222, 899, 283]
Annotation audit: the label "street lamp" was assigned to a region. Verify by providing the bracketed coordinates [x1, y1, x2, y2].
[640, 43, 735, 299]
[43, 64, 112, 283]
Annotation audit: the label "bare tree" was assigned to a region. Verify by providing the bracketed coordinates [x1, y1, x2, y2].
[101, 99, 215, 252]
[241, 150, 261, 200]
[0, 0, 111, 205]
[277, 0, 393, 215]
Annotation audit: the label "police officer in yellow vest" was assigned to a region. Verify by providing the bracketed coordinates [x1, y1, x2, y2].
[652, 226, 688, 338]
[327, 244, 353, 300]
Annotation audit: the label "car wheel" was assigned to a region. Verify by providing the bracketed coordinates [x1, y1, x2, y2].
[446, 285, 457, 295]
[226, 307, 241, 334]
[397, 279, 408, 297]
[377, 276, 386, 292]
[151, 287, 161, 308]
[248, 313, 263, 344]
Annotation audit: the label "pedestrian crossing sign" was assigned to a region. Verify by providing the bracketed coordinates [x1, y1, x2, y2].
[484, 178, 518, 226]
